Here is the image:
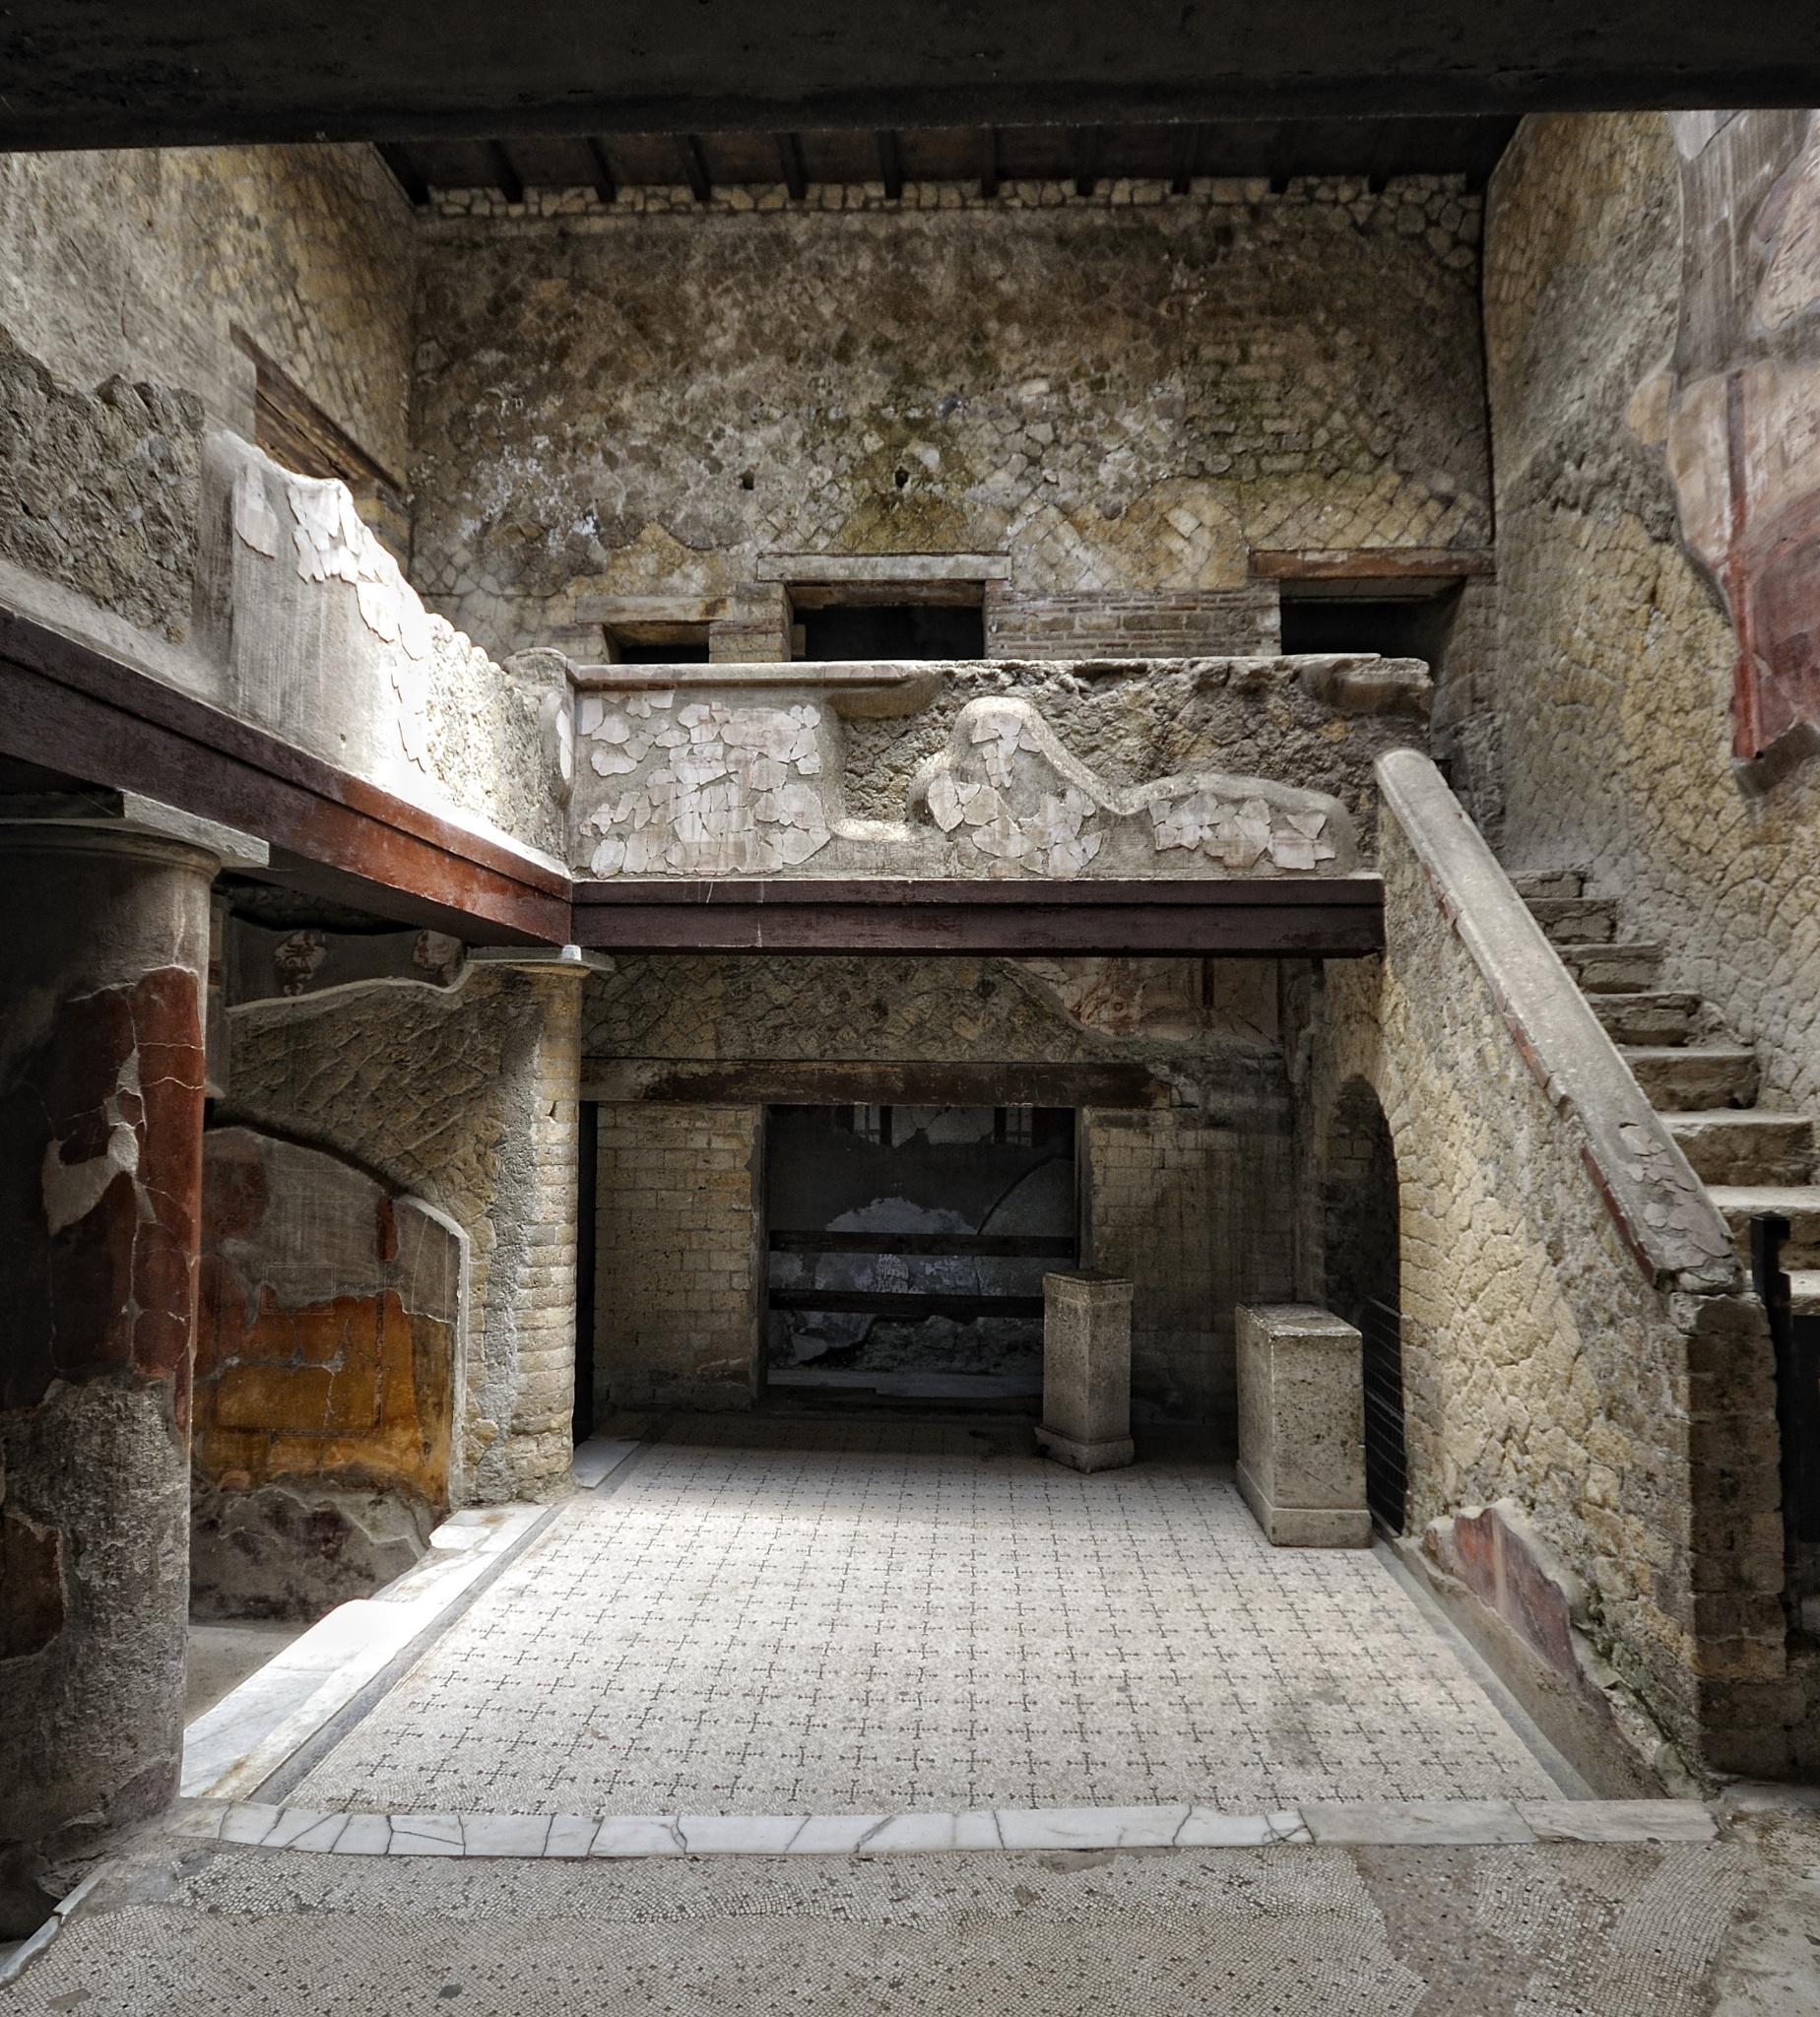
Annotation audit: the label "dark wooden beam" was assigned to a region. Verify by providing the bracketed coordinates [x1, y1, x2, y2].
[488, 139, 525, 203]
[584, 136, 618, 203]
[1250, 546, 1497, 581]
[0, 605, 568, 945]
[1364, 121, 1398, 194]
[980, 125, 1002, 198]
[769, 1288, 1047, 1321]
[677, 133, 712, 202]
[1265, 120, 1296, 195]
[1169, 122, 1201, 194]
[375, 142, 429, 206]
[877, 128, 903, 199]
[1072, 125, 1102, 196]
[585, 1058, 1171, 1107]
[770, 1231, 1077, 1257]
[571, 875, 1382, 956]
[777, 130, 808, 199]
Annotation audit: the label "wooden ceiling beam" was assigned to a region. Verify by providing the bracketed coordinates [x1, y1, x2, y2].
[1072, 125, 1101, 196]
[877, 128, 903, 199]
[487, 139, 525, 202]
[584, 136, 618, 204]
[777, 130, 808, 198]
[677, 132, 712, 202]
[979, 125, 1002, 198]
[375, 142, 429, 206]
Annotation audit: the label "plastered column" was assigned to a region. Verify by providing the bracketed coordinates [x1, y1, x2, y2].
[462, 950, 589, 1502]
[1036, 1270, 1136, 1473]
[0, 827, 216, 1927]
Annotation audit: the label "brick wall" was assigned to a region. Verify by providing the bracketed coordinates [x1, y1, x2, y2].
[593, 1103, 762, 1410]
[984, 585, 1280, 661]
[1083, 1106, 1295, 1431]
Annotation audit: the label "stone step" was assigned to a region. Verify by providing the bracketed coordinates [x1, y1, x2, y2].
[1525, 895, 1621, 945]
[1621, 1045, 1760, 1111]
[1590, 992, 1706, 1046]
[1664, 1111, 1814, 1186]
[1508, 867, 1589, 899]
[1556, 943, 1665, 993]
[1709, 1187, 1820, 1270]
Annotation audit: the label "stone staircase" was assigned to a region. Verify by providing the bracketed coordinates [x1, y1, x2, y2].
[1513, 868, 1820, 1312]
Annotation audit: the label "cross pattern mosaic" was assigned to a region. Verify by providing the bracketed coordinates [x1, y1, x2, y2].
[295, 1420, 1558, 1816]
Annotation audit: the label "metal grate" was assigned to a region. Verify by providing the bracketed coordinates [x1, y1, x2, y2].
[1358, 1296, 1406, 1534]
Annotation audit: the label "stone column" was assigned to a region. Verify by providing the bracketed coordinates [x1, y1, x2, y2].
[1036, 1270, 1136, 1473]
[464, 948, 591, 1503]
[0, 816, 230, 1928]
[1235, 1303, 1371, 1546]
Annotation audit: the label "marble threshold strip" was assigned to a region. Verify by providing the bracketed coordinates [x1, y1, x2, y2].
[174, 1795, 1719, 1858]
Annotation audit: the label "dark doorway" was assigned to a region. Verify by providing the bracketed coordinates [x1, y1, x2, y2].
[1279, 582, 1462, 679]
[764, 1103, 1075, 1404]
[798, 602, 985, 660]
[1324, 1077, 1405, 1532]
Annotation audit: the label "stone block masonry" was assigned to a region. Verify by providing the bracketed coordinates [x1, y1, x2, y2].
[1036, 1272, 1136, 1473]
[593, 1104, 762, 1410]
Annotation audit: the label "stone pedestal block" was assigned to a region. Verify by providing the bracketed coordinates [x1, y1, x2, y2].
[1235, 1303, 1370, 1546]
[1036, 1271, 1135, 1473]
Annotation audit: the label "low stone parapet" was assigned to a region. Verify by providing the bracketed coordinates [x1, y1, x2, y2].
[1235, 1303, 1370, 1546]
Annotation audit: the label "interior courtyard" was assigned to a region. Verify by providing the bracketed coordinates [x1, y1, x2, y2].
[4, 4, 1820, 2007]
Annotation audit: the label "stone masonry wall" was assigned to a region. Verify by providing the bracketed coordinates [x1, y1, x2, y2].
[1084, 1107, 1295, 1430]
[1301, 799, 1789, 1780]
[1479, 112, 1820, 1114]
[0, 145, 415, 477]
[0, 331, 204, 641]
[410, 181, 1487, 660]
[584, 952, 1291, 1427]
[594, 1104, 761, 1410]
[223, 961, 583, 1506]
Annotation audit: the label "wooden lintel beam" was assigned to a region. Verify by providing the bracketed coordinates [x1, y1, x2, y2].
[0, 607, 568, 945]
[1170, 122, 1202, 195]
[677, 133, 712, 202]
[980, 125, 1002, 198]
[586, 1058, 1171, 1108]
[375, 143, 428, 207]
[1072, 126, 1101, 197]
[584, 137, 617, 204]
[777, 130, 807, 200]
[877, 129, 903, 199]
[1265, 120, 1296, 195]
[488, 139, 525, 204]
[571, 876, 1383, 957]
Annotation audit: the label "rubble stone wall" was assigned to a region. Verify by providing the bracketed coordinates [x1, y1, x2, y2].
[222, 961, 583, 1507]
[410, 181, 1488, 659]
[1479, 111, 1820, 1114]
[0, 144, 415, 476]
[1300, 764, 1790, 1779]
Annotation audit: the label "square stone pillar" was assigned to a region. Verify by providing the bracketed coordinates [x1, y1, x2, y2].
[1235, 1303, 1370, 1546]
[1036, 1271, 1135, 1473]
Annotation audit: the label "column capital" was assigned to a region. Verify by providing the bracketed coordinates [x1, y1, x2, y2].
[0, 788, 267, 873]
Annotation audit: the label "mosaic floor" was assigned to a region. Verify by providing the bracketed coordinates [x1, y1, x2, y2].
[294, 1418, 1560, 1816]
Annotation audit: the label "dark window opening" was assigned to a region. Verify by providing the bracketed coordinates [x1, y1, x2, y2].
[764, 1103, 1075, 1407]
[799, 602, 985, 661]
[1278, 582, 1462, 676]
[604, 621, 713, 664]
[612, 639, 712, 664]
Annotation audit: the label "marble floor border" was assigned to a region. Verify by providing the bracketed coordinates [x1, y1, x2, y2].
[171, 1794, 1721, 1859]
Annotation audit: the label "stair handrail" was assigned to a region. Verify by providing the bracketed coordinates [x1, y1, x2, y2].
[1376, 749, 1738, 1294]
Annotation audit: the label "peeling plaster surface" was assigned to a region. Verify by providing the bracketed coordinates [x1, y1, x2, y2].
[572, 679, 1361, 878]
